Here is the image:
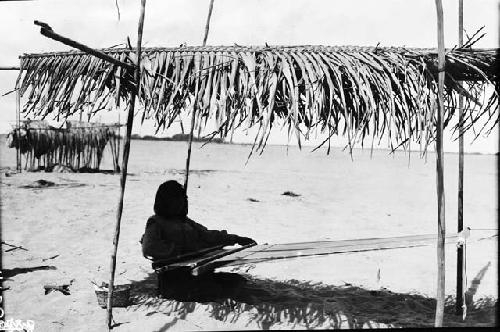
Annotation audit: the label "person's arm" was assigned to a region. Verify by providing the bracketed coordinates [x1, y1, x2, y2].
[141, 219, 178, 260]
[187, 218, 255, 247]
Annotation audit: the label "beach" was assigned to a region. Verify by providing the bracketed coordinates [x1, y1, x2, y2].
[1, 138, 497, 330]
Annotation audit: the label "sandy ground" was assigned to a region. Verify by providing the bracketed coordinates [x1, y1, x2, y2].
[1, 138, 497, 330]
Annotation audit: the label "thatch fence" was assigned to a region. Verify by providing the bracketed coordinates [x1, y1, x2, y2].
[7, 120, 121, 172]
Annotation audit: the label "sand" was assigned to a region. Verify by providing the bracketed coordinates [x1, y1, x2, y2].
[1, 138, 497, 331]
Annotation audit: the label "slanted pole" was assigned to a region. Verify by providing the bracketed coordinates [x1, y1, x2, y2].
[34, 20, 134, 71]
[202, 0, 215, 46]
[456, 0, 465, 318]
[106, 0, 146, 329]
[434, 0, 446, 327]
[184, 0, 215, 191]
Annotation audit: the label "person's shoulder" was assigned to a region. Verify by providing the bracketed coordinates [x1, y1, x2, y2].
[147, 215, 158, 221]
[146, 215, 161, 228]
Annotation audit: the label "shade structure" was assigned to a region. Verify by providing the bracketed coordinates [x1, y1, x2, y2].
[7, 120, 121, 171]
[17, 45, 498, 154]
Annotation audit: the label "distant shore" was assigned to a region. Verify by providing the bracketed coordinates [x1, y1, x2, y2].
[129, 135, 498, 155]
[130, 133, 225, 144]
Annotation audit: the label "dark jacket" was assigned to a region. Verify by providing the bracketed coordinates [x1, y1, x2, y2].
[141, 214, 239, 260]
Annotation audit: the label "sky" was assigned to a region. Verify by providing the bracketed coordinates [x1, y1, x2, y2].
[0, 0, 498, 153]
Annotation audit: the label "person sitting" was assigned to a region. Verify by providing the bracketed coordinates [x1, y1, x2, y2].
[141, 180, 256, 264]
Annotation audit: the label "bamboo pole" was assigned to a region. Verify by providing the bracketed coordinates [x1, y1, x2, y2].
[434, 0, 446, 327]
[106, 0, 146, 329]
[456, 0, 465, 318]
[184, 0, 215, 191]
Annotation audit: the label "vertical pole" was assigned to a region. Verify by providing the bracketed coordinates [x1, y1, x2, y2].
[495, 2, 500, 322]
[179, 116, 185, 134]
[434, 0, 446, 327]
[15, 74, 21, 172]
[117, 113, 121, 172]
[229, 123, 235, 144]
[106, 0, 146, 329]
[115, 58, 122, 173]
[77, 106, 83, 170]
[456, 0, 465, 318]
[184, 0, 215, 192]
[497, 3, 500, 323]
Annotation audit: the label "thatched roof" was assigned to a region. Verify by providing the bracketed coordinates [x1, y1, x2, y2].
[18, 45, 499, 153]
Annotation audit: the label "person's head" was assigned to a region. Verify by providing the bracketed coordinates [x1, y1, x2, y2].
[154, 180, 188, 218]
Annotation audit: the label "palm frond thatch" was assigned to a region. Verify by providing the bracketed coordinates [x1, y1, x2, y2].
[17, 45, 499, 153]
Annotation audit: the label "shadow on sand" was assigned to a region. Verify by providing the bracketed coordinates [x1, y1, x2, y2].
[127, 271, 496, 329]
[3, 265, 57, 280]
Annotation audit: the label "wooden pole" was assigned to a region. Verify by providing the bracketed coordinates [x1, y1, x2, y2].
[34, 21, 134, 71]
[456, 0, 465, 318]
[0, 66, 20, 70]
[116, 110, 121, 172]
[434, 0, 446, 327]
[497, 10, 500, 325]
[229, 124, 235, 144]
[184, 0, 215, 191]
[15, 62, 21, 172]
[77, 111, 82, 170]
[106, 0, 146, 329]
[115, 63, 122, 172]
[202, 0, 215, 46]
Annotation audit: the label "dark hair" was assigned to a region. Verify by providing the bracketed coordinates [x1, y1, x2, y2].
[154, 180, 188, 218]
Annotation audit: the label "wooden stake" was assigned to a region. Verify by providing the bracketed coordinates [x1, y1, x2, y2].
[456, 0, 465, 318]
[184, 0, 215, 192]
[434, 0, 446, 327]
[106, 0, 146, 329]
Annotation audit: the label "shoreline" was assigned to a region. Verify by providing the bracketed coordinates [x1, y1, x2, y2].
[131, 138, 498, 156]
